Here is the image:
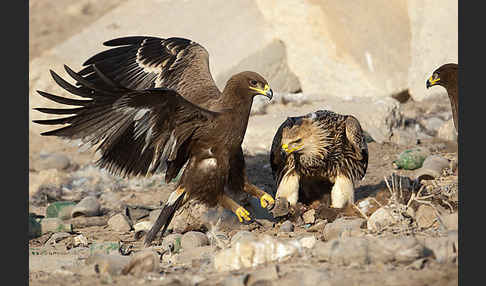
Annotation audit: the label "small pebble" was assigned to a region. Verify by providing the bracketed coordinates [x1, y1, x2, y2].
[415, 155, 450, 180]
[40, 218, 72, 234]
[280, 220, 294, 232]
[108, 213, 132, 232]
[73, 234, 89, 247]
[71, 196, 101, 217]
[307, 219, 328, 232]
[324, 217, 365, 240]
[46, 201, 76, 219]
[46, 232, 71, 245]
[181, 231, 210, 250]
[415, 205, 438, 229]
[133, 221, 153, 240]
[302, 209, 316, 224]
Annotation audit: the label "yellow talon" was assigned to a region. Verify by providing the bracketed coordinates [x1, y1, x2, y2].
[260, 193, 275, 209]
[235, 207, 251, 222]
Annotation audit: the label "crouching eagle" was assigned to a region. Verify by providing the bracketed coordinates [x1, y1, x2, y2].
[270, 110, 368, 211]
[33, 36, 275, 246]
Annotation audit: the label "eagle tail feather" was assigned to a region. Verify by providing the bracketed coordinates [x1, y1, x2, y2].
[144, 190, 186, 247]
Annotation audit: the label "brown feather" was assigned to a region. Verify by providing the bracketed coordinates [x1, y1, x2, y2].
[427, 63, 458, 132]
[270, 110, 368, 205]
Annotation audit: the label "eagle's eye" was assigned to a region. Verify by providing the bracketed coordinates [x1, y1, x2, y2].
[293, 138, 302, 144]
[250, 80, 258, 86]
[433, 73, 439, 79]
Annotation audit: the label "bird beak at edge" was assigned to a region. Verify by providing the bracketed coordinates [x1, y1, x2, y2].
[426, 75, 440, 89]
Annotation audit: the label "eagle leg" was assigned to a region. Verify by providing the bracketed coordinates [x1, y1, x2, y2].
[243, 182, 275, 210]
[330, 175, 355, 208]
[219, 193, 252, 223]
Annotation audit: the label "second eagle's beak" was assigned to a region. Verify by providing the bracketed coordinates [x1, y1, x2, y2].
[282, 143, 289, 154]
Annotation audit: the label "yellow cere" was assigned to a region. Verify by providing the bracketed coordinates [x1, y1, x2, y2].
[428, 76, 440, 85]
[249, 84, 270, 94]
[282, 143, 303, 154]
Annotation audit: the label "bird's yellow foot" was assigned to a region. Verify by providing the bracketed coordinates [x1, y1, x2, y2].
[260, 193, 275, 209]
[235, 207, 251, 223]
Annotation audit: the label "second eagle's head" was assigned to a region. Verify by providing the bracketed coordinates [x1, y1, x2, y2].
[280, 117, 331, 159]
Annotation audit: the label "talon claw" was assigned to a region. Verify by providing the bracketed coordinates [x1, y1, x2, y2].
[235, 207, 252, 223]
[260, 194, 275, 210]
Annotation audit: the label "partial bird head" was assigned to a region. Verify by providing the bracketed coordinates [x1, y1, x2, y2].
[426, 63, 458, 89]
[229, 71, 273, 100]
[281, 119, 310, 155]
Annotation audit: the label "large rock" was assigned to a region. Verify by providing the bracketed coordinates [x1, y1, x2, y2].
[407, 0, 458, 101]
[216, 39, 301, 94]
[255, 0, 411, 99]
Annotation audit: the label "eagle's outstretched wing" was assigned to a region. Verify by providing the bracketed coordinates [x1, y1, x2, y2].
[77, 36, 220, 105]
[34, 65, 220, 179]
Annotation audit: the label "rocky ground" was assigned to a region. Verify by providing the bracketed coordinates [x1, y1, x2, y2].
[29, 1, 458, 285]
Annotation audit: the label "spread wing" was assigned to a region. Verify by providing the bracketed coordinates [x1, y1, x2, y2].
[270, 116, 300, 186]
[77, 36, 220, 105]
[33, 65, 221, 179]
[345, 115, 368, 180]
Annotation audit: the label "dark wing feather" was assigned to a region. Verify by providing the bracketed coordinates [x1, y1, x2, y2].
[270, 116, 301, 186]
[345, 115, 368, 180]
[34, 65, 220, 178]
[77, 36, 219, 104]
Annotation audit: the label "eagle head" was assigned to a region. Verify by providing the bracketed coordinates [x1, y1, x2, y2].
[281, 118, 331, 159]
[426, 63, 458, 89]
[232, 71, 273, 100]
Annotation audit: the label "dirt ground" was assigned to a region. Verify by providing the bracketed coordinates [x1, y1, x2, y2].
[29, 1, 458, 285]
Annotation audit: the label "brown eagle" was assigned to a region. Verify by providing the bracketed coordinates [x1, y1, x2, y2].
[270, 110, 368, 211]
[426, 63, 458, 132]
[33, 36, 275, 246]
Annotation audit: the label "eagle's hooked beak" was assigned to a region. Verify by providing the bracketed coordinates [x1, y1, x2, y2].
[281, 143, 303, 155]
[250, 84, 273, 100]
[426, 75, 440, 89]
